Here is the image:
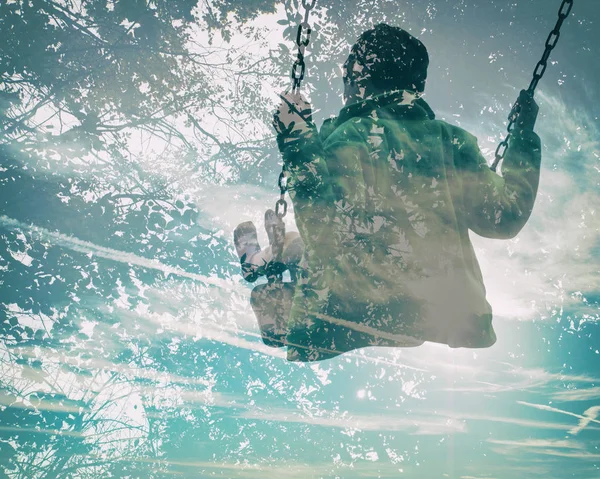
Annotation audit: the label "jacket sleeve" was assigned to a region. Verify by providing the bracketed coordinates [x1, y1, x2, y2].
[454, 127, 542, 239]
[276, 124, 334, 244]
[277, 124, 332, 203]
[277, 122, 370, 246]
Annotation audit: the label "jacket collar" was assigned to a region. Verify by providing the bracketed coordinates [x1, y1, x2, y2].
[336, 90, 436, 126]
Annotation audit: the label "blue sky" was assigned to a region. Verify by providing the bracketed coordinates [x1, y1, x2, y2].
[1, 0, 598, 478]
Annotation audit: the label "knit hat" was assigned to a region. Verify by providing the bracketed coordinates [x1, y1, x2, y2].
[343, 24, 429, 94]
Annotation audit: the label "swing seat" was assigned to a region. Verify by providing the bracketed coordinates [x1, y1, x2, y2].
[250, 280, 295, 348]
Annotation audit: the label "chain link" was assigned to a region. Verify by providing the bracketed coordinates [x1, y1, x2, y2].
[275, 170, 288, 217]
[491, 0, 573, 172]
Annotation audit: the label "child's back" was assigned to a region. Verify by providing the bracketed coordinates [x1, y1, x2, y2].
[267, 24, 542, 362]
[283, 87, 540, 361]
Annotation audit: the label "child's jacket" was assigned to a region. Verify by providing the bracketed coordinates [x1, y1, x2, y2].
[277, 90, 541, 361]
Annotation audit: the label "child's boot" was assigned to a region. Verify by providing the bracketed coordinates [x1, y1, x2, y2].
[233, 221, 262, 282]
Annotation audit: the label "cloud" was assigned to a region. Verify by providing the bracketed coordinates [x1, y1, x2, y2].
[488, 436, 600, 463]
[14, 344, 216, 390]
[535, 449, 600, 460]
[0, 425, 84, 437]
[465, 364, 600, 394]
[0, 391, 90, 414]
[116, 456, 411, 479]
[139, 305, 287, 359]
[413, 355, 600, 395]
[487, 438, 583, 449]
[569, 405, 600, 435]
[489, 438, 600, 461]
[489, 446, 600, 461]
[516, 401, 600, 435]
[501, 364, 599, 385]
[552, 387, 600, 402]
[448, 411, 573, 431]
[0, 215, 237, 291]
[236, 407, 466, 435]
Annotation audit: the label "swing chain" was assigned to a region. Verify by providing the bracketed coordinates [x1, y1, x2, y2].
[528, 0, 573, 93]
[276, 170, 288, 218]
[266, 171, 289, 282]
[276, 0, 317, 220]
[291, 0, 316, 91]
[491, 0, 573, 172]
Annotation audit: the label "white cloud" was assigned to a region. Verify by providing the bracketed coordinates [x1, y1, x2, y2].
[0, 215, 237, 291]
[489, 445, 600, 461]
[487, 434, 600, 463]
[236, 407, 467, 435]
[531, 449, 600, 460]
[448, 411, 573, 431]
[0, 425, 85, 437]
[404, 353, 600, 395]
[118, 456, 411, 479]
[569, 405, 600, 435]
[487, 438, 583, 449]
[552, 386, 600, 402]
[516, 401, 600, 435]
[0, 391, 90, 414]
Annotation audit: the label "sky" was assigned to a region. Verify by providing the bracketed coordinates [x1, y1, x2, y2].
[2, 0, 599, 478]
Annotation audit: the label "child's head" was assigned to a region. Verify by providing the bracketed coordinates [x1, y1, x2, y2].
[343, 24, 429, 103]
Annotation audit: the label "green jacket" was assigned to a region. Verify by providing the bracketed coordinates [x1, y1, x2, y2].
[278, 90, 541, 362]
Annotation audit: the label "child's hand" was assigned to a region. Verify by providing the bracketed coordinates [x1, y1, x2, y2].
[273, 91, 314, 141]
[515, 89, 539, 132]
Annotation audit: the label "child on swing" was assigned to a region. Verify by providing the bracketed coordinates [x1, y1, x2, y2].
[235, 24, 541, 362]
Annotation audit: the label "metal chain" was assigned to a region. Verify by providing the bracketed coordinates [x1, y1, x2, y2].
[291, 0, 317, 92]
[275, 0, 317, 221]
[491, 0, 573, 172]
[275, 171, 288, 218]
[268, 0, 316, 282]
